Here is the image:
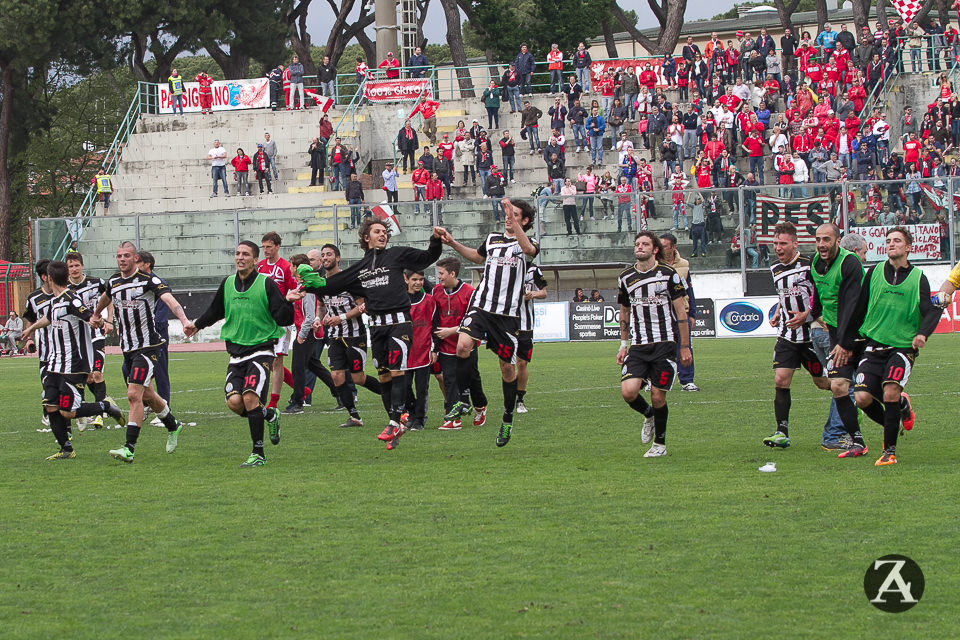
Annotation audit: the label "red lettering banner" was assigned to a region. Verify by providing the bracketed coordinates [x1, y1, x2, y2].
[362, 79, 433, 102]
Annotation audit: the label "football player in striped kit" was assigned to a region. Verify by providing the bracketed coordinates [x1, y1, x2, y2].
[514, 262, 548, 414]
[435, 198, 540, 447]
[20, 261, 125, 460]
[616, 231, 692, 458]
[22, 260, 54, 429]
[763, 222, 832, 450]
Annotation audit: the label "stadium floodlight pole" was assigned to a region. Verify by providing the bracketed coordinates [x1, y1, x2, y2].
[134, 214, 141, 248]
[949, 178, 957, 268]
[233, 210, 240, 248]
[332, 205, 340, 247]
[739, 186, 747, 295]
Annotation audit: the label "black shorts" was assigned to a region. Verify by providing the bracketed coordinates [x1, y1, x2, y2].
[370, 322, 411, 375]
[225, 351, 275, 403]
[854, 347, 917, 401]
[39, 361, 48, 384]
[123, 345, 162, 386]
[328, 336, 368, 373]
[459, 307, 521, 364]
[620, 342, 677, 390]
[92, 339, 106, 373]
[42, 372, 86, 412]
[431, 359, 442, 375]
[772, 338, 825, 376]
[517, 330, 534, 362]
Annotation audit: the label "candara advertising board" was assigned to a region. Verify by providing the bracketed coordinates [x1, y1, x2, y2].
[714, 297, 782, 338]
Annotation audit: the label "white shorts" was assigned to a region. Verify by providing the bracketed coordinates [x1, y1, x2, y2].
[274, 326, 295, 356]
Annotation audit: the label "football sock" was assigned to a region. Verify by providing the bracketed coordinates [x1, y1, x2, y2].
[361, 376, 382, 395]
[268, 393, 280, 409]
[774, 387, 791, 436]
[861, 399, 886, 426]
[89, 380, 106, 403]
[74, 402, 104, 418]
[336, 383, 360, 418]
[379, 379, 394, 416]
[248, 409, 266, 456]
[283, 367, 294, 388]
[264, 407, 278, 423]
[49, 412, 72, 450]
[883, 400, 901, 452]
[156, 402, 179, 431]
[390, 376, 407, 422]
[125, 422, 141, 451]
[516, 390, 527, 403]
[653, 404, 668, 445]
[835, 394, 860, 436]
[628, 395, 653, 417]
[502, 378, 518, 423]
[455, 356, 472, 402]
[899, 394, 911, 419]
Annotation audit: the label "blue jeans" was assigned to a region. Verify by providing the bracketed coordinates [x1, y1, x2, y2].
[503, 155, 515, 180]
[572, 124, 586, 148]
[749, 156, 764, 184]
[910, 47, 922, 72]
[601, 96, 612, 115]
[588, 135, 603, 164]
[810, 327, 852, 443]
[691, 223, 707, 255]
[492, 199, 503, 221]
[673, 203, 687, 230]
[508, 86, 521, 111]
[746, 247, 759, 267]
[520, 74, 533, 94]
[576, 67, 591, 92]
[415, 186, 426, 212]
[349, 198, 363, 227]
[478, 169, 491, 195]
[267, 155, 279, 179]
[550, 70, 563, 93]
[617, 202, 633, 231]
[624, 93, 637, 118]
[552, 178, 564, 194]
[331, 164, 342, 190]
[320, 80, 335, 99]
[172, 94, 185, 115]
[580, 194, 595, 219]
[838, 152, 851, 170]
[211, 165, 228, 195]
[526, 126, 541, 152]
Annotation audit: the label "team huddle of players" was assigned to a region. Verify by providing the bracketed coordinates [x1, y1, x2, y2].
[22, 198, 547, 465]
[20, 195, 956, 467]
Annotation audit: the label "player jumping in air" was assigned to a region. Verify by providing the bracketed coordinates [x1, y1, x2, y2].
[184, 241, 294, 466]
[436, 198, 540, 447]
[293, 219, 444, 451]
[616, 231, 692, 458]
[96, 242, 190, 463]
[839, 227, 940, 466]
[763, 222, 832, 449]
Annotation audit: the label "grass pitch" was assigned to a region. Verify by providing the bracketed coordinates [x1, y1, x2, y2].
[1, 337, 958, 639]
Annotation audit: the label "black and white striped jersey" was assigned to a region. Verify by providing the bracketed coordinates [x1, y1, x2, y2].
[322, 290, 364, 339]
[367, 310, 408, 327]
[43, 290, 95, 374]
[771, 253, 815, 343]
[23, 287, 54, 363]
[617, 263, 687, 346]
[471, 233, 540, 317]
[104, 269, 171, 352]
[68, 275, 106, 342]
[519, 264, 548, 332]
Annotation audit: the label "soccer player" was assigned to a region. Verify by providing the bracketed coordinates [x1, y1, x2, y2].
[135, 251, 172, 406]
[316, 243, 382, 428]
[184, 241, 294, 466]
[294, 219, 443, 450]
[842, 227, 940, 466]
[22, 260, 54, 428]
[762, 222, 831, 449]
[616, 231, 692, 458]
[404, 269, 438, 431]
[257, 232, 299, 410]
[436, 198, 540, 447]
[432, 257, 487, 430]
[934, 259, 960, 303]
[65, 251, 114, 430]
[95, 241, 190, 463]
[515, 261, 548, 414]
[810, 223, 869, 458]
[20, 261, 125, 459]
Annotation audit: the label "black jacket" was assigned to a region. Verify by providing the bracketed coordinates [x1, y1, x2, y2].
[318, 64, 336, 83]
[345, 180, 364, 200]
[397, 127, 419, 152]
[305, 237, 443, 321]
[486, 172, 506, 196]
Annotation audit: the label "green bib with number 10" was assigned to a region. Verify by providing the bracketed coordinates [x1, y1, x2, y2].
[859, 264, 922, 348]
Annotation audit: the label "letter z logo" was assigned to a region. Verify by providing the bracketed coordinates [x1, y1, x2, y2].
[863, 555, 924, 612]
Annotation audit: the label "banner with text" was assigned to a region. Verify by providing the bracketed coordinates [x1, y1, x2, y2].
[754, 194, 832, 243]
[569, 302, 621, 341]
[533, 302, 570, 341]
[714, 297, 781, 338]
[159, 78, 269, 113]
[692, 299, 717, 338]
[362, 78, 433, 102]
[861, 224, 942, 262]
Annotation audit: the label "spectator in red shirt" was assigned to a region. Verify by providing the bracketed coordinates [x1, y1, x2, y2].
[378, 51, 400, 79]
[231, 148, 252, 196]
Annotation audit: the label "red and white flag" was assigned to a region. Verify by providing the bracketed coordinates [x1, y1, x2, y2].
[891, 0, 923, 26]
[370, 204, 402, 236]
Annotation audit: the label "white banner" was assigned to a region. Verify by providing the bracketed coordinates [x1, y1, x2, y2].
[714, 297, 781, 338]
[860, 224, 942, 262]
[533, 302, 570, 342]
[159, 78, 270, 113]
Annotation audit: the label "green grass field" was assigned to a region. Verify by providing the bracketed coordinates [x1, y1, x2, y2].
[1, 337, 958, 638]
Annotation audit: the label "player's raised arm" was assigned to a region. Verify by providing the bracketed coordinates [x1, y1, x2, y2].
[440, 227, 484, 264]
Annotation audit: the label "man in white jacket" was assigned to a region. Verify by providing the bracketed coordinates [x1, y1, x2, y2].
[791, 151, 809, 198]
